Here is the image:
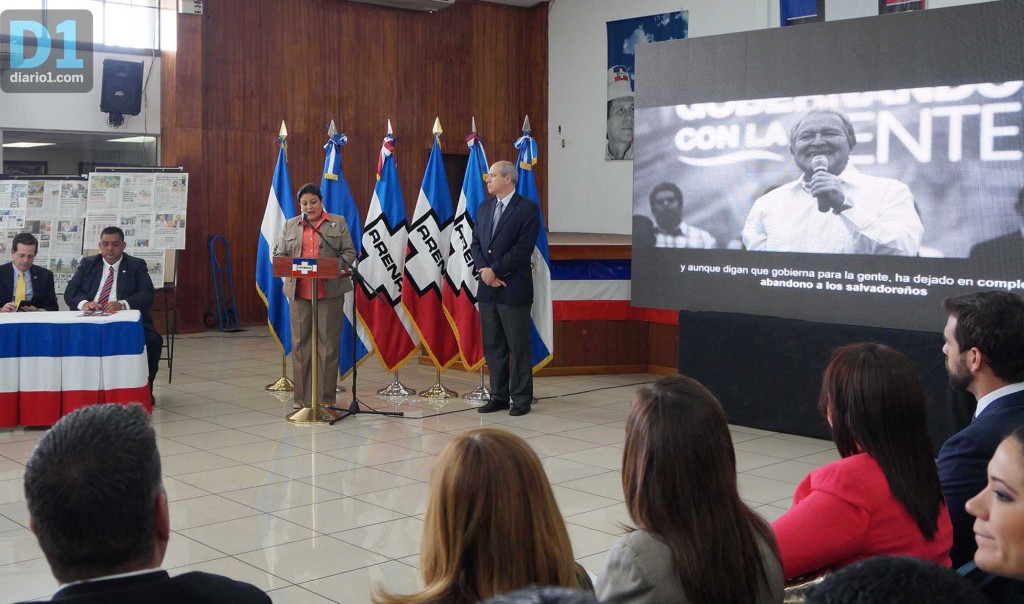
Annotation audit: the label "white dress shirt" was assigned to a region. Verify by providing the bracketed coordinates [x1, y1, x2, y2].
[77, 257, 131, 310]
[741, 164, 923, 255]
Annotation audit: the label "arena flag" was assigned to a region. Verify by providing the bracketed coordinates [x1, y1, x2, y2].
[513, 117, 554, 372]
[355, 122, 420, 371]
[256, 128, 295, 354]
[320, 122, 373, 379]
[442, 121, 489, 370]
[402, 119, 460, 369]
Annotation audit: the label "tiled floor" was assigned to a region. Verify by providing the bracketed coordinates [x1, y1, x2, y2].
[0, 326, 840, 603]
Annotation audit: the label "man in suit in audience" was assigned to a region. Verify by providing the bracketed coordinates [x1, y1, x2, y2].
[21, 403, 270, 603]
[0, 232, 59, 312]
[64, 227, 162, 404]
[471, 160, 541, 416]
[937, 291, 1024, 568]
[970, 187, 1024, 266]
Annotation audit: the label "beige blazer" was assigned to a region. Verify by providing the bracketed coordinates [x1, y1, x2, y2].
[274, 215, 357, 300]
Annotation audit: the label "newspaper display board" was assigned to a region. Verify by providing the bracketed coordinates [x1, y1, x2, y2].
[0, 171, 188, 294]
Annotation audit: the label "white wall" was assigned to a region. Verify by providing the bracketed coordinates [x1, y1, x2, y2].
[0, 50, 161, 136]
[547, 0, 995, 235]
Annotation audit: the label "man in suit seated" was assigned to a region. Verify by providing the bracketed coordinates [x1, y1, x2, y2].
[938, 291, 1024, 569]
[22, 403, 270, 603]
[64, 226, 162, 404]
[0, 232, 58, 312]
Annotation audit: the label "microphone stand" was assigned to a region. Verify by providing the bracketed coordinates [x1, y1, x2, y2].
[301, 215, 404, 423]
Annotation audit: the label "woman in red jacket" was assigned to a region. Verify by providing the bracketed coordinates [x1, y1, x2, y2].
[772, 342, 953, 579]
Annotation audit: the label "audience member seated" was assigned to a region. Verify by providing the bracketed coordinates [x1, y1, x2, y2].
[372, 428, 592, 604]
[595, 375, 784, 603]
[21, 403, 270, 604]
[963, 424, 1024, 603]
[938, 291, 1024, 567]
[804, 556, 987, 604]
[483, 586, 598, 604]
[772, 343, 952, 579]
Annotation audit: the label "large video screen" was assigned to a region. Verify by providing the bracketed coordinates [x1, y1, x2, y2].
[631, 1, 1024, 332]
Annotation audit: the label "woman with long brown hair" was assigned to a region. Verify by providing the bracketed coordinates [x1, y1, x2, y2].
[772, 342, 952, 578]
[596, 375, 783, 604]
[373, 428, 589, 604]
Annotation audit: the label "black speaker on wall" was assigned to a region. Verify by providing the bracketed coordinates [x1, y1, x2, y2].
[100, 59, 144, 124]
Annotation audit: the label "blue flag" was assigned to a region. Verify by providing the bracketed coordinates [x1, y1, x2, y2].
[513, 129, 554, 372]
[256, 142, 295, 353]
[320, 132, 373, 379]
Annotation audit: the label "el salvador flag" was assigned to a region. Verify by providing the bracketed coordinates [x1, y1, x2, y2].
[320, 132, 373, 379]
[256, 142, 295, 354]
[514, 129, 554, 372]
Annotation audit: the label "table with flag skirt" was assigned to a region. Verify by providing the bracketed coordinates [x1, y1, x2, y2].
[0, 310, 152, 427]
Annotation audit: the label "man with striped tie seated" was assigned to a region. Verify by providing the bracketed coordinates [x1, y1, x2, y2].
[64, 226, 162, 406]
[0, 232, 59, 312]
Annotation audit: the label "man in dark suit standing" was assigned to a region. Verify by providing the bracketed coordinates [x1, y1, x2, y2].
[0, 232, 58, 312]
[22, 403, 270, 603]
[937, 291, 1024, 568]
[64, 227, 162, 404]
[970, 188, 1024, 266]
[471, 160, 541, 416]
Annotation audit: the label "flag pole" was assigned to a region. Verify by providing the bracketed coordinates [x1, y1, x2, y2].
[325, 119, 348, 397]
[414, 118, 459, 400]
[265, 120, 295, 393]
[377, 371, 416, 397]
[463, 368, 490, 403]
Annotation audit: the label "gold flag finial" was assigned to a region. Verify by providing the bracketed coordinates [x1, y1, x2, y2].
[279, 120, 288, 139]
[522, 115, 531, 134]
[471, 116, 477, 133]
[432, 117, 442, 137]
[387, 119, 394, 136]
[327, 120, 337, 137]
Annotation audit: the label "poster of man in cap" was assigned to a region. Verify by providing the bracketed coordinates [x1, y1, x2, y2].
[606, 11, 688, 161]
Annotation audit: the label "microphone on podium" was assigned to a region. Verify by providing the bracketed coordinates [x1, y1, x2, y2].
[811, 155, 831, 213]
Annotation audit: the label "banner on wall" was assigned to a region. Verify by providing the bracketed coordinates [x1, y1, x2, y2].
[782, 0, 925, 25]
[605, 11, 688, 161]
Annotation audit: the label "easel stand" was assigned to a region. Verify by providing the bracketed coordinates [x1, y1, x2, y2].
[273, 257, 341, 424]
[329, 255, 404, 424]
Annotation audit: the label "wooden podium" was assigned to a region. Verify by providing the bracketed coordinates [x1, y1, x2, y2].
[273, 256, 343, 423]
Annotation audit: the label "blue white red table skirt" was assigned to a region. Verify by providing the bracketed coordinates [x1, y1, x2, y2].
[0, 310, 151, 427]
[552, 259, 677, 325]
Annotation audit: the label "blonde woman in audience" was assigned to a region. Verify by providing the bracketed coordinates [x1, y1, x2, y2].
[772, 343, 952, 579]
[373, 428, 591, 604]
[964, 424, 1024, 602]
[596, 375, 784, 603]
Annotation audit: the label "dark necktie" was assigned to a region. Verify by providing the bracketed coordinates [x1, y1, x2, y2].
[492, 201, 503, 235]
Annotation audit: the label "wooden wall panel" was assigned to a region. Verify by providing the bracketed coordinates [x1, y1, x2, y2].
[161, 0, 548, 333]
